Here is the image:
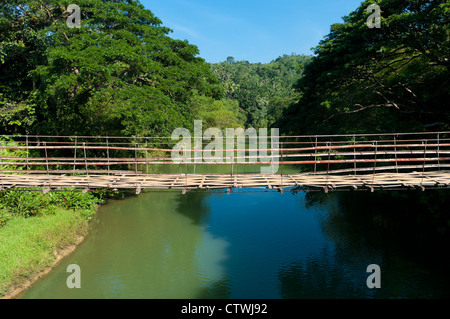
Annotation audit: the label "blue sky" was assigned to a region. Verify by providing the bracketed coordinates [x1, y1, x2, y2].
[141, 0, 364, 63]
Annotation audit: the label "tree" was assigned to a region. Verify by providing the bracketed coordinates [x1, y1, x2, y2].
[0, 0, 222, 137]
[211, 54, 312, 129]
[279, 0, 450, 135]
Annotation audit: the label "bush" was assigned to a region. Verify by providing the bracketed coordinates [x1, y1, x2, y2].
[0, 207, 11, 227]
[0, 188, 102, 221]
[0, 190, 48, 217]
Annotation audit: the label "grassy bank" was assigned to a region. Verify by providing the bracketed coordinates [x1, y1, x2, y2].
[0, 189, 106, 298]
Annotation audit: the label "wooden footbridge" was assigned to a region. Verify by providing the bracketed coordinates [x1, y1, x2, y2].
[1, 132, 450, 194]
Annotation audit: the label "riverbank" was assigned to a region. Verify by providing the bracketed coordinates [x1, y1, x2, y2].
[0, 207, 91, 299]
[0, 188, 108, 299]
[2, 234, 86, 299]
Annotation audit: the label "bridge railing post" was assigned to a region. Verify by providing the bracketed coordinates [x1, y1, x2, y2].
[326, 142, 331, 189]
[437, 133, 441, 172]
[353, 135, 357, 175]
[0, 138, 4, 190]
[146, 137, 149, 175]
[230, 153, 234, 190]
[26, 135, 29, 173]
[371, 141, 378, 191]
[44, 142, 49, 175]
[73, 137, 77, 175]
[83, 142, 88, 176]
[184, 141, 188, 188]
[394, 134, 399, 174]
[314, 136, 318, 173]
[421, 139, 428, 187]
[0, 139, 3, 179]
[106, 137, 110, 175]
[134, 138, 138, 176]
[281, 140, 284, 187]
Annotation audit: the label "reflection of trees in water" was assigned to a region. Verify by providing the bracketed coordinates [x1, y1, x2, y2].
[278, 249, 378, 299]
[78, 191, 232, 299]
[174, 190, 215, 225]
[278, 190, 450, 299]
[280, 191, 382, 298]
[195, 279, 232, 299]
[304, 190, 450, 256]
[174, 190, 232, 298]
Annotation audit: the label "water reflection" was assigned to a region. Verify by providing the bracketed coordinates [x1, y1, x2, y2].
[277, 191, 450, 299]
[19, 188, 450, 299]
[20, 192, 231, 299]
[175, 191, 214, 226]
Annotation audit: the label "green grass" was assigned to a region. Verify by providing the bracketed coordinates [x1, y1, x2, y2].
[0, 207, 89, 297]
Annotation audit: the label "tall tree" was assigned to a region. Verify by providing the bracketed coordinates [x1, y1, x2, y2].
[0, 0, 222, 136]
[211, 54, 311, 129]
[280, 0, 450, 135]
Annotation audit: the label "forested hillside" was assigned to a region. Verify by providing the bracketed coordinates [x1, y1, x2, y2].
[211, 54, 312, 129]
[279, 0, 450, 135]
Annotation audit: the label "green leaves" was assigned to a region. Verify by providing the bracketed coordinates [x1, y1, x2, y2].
[211, 54, 312, 129]
[281, 0, 450, 135]
[189, 92, 246, 130]
[1, 0, 221, 137]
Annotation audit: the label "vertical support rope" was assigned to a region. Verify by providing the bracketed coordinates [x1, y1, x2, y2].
[83, 142, 88, 176]
[314, 136, 318, 173]
[0, 139, 3, 190]
[26, 135, 29, 173]
[231, 154, 234, 189]
[44, 142, 49, 175]
[83, 142, 90, 191]
[371, 141, 378, 190]
[146, 138, 149, 175]
[353, 135, 357, 175]
[134, 138, 138, 176]
[106, 137, 110, 175]
[134, 138, 139, 190]
[437, 133, 440, 172]
[326, 142, 331, 188]
[421, 140, 428, 186]
[394, 135, 399, 174]
[185, 140, 188, 188]
[73, 137, 77, 175]
[281, 141, 284, 187]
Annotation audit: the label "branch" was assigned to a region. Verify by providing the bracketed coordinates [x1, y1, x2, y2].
[322, 103, 397, 123]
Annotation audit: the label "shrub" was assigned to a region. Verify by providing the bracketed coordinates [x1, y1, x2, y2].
[0, 188, 101, 220]
[0, 207, 11, 227]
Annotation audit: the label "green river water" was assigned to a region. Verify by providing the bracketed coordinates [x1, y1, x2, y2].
[18, 181, 450, 299]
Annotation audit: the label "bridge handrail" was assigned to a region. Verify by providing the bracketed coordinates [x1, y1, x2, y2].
[1, 132, 449, 177]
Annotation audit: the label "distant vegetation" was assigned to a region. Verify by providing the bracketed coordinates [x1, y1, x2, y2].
[211, 54, 312, 129]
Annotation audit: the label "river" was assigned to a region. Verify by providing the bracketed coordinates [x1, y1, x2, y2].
[19, 185, 450, 299]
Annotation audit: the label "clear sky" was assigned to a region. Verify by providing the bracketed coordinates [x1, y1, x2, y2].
[141, 0, 364, 64]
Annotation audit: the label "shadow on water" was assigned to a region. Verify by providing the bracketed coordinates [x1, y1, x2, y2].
[174, 190, 214, 226]
[174, 189, 233, 299]
[278, 190, 450, 299]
